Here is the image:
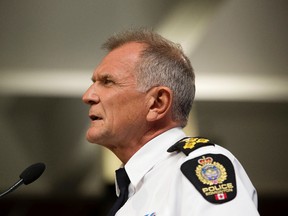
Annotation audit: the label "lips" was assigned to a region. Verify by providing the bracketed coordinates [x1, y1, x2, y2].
[89, 114, 103, 121]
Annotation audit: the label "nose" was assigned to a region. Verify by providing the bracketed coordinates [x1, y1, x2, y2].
[82, 84, 100, 105]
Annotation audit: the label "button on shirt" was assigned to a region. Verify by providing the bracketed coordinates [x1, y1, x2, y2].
[114, 127, 260, 216]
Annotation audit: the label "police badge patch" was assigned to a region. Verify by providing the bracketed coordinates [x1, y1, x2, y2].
[181, 154, 237, 204]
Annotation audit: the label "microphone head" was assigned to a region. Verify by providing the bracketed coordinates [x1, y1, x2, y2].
[19, 162, 46, 185]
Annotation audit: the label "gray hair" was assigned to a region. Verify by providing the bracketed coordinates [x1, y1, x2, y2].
[102, 28, 195, 127]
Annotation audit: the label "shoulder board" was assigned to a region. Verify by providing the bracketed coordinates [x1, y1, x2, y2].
[181, 153, 237, 204]
[167, 137, 215, 156]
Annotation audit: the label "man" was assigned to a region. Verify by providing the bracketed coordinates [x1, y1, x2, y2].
[82, 28, 260, 216]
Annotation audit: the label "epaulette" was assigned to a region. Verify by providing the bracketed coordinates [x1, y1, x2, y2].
[167, 137, 215, 156]
[168, 137, 237, 204]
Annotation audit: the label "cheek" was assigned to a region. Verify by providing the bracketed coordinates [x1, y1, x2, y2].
[122, 98, 148, 123]
[104, 90, 148, 125]
[111, 103, 136, 123]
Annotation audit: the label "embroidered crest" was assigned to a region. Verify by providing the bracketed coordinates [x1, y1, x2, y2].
[195, 156, 227, 185]
[181, 154, 237, 204]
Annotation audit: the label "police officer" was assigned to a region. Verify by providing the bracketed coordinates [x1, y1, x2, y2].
[82, 28, 260, 216]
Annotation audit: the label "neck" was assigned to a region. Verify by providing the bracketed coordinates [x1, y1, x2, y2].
[109, 122, 180, 164]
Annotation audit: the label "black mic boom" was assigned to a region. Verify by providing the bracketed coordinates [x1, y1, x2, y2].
[0, 162, 46, 198]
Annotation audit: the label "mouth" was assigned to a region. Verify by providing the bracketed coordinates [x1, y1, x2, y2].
[89, 114, 103, 121]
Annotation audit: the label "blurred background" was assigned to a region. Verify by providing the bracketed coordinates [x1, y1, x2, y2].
[0, 0, 287, 215]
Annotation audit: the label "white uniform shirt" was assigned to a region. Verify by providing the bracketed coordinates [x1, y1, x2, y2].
[114, 127, 260, 216]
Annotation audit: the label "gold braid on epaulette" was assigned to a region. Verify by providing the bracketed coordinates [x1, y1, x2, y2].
[167, 137, 215, 156]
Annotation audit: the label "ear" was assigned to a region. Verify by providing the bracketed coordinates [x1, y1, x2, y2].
[146, 86, 173, 122]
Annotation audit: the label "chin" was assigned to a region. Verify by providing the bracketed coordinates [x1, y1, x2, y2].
[86, 128, 107, 145]
[86, 129, 99, 144]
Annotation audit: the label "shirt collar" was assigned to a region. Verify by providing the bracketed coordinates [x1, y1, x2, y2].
[123, 127, 186, 191]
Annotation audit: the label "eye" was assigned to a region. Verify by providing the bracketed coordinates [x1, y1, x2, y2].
[104, 78, 112, 84]
[103, 77, 114, 85]
[100, 74, 115, 86]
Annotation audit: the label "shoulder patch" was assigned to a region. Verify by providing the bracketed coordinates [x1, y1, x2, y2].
[167, 137, 215, 156]
[181, 154, 237, 204]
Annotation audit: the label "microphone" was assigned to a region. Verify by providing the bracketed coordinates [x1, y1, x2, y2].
[0, 162, 46, 198]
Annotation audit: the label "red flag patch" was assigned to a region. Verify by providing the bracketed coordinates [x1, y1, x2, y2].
[215, 193, 227, 200]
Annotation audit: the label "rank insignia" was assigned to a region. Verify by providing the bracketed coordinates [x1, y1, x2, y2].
[181, 154, 237, 204]
[167, 137, 215, 156]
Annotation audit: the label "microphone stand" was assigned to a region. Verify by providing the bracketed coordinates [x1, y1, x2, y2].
[0, 179, 24, 198]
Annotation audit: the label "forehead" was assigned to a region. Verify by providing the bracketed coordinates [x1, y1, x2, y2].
[93, 42, 145, 79]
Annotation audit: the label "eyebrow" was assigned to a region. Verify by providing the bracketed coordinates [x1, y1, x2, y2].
[91, 73, 114, 83]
